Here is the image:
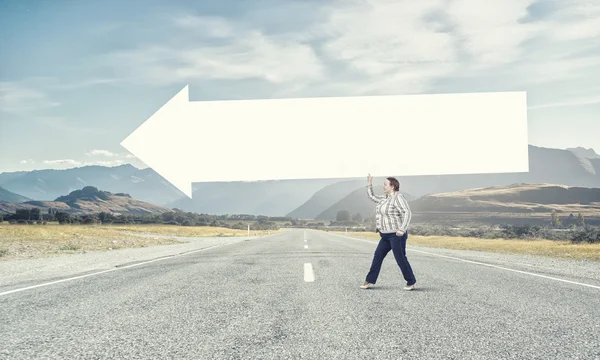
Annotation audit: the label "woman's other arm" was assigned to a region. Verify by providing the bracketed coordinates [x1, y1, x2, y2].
[393, 193, 412, 232]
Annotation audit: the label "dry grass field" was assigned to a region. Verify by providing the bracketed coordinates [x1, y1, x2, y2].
[3, 221, 598, 263]
[333, 231, 600, 262]
[0, 223, 285, 260]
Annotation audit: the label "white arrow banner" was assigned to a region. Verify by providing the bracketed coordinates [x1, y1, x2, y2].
[121, 85, 529, 198]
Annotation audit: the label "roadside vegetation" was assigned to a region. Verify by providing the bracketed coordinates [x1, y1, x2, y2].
[0, 208, 287, 260]
[327, 223, 600, 243]
[319, 209, 600, 244]
[333, 230, 600, 262]
[0, 222, 283, 260]
[322, 210, 600, 262]
[0, 208, 285, 229]
[1, 207, 598, 261]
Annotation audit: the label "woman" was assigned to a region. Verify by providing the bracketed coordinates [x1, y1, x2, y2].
[360, 174, 416, 290]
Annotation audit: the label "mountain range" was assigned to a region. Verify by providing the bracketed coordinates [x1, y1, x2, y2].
[1, 145, 599, 219]
[0, 165, 184, 206]
[0, 186, 170, 215]
[0, 164, 342, 216]
[405, 183, 600, 226]
[0, 186, 31, 203]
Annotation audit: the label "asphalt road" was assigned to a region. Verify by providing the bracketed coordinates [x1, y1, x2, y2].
[1, 230, 599, 359]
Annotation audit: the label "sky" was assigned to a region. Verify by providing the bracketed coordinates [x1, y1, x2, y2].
[1, 0, 599, 173]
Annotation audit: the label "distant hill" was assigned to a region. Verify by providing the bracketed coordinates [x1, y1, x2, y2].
[568, 147, 600, 159]
[314, 186, 417, 220]
[406, 183, 600, 226]
[410, 183, 600, 213]
[0, 164, 342, 217]
[0, 200, 72, 214]
[286, 180, 370, 219]
[287, 145, 600, 219]
[0, 186, 171, 215]
[0, 164, 184, 206]
[0, 186, 31, 203]
[164, 178, 343, 216]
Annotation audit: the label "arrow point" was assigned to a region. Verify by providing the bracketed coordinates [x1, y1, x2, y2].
[120, 84, 194, 199]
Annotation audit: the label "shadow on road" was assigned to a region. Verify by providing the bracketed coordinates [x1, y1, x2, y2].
[361, 286, 436, 292]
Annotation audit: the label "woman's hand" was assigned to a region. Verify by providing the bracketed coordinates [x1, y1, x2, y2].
[396, 231, 405, 236]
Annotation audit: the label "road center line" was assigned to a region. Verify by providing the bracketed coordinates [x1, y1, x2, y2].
[304, 263, 315, 282]
[330, 232, 600, 290]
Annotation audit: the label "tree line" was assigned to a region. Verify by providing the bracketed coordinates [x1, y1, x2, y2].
[325, 209, 598, 244]
[0, 208, 287, 231]
[2, 207, 597, 243]
[333, 209, 589, 228]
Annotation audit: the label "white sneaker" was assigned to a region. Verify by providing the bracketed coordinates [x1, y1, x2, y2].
[360, 282, 374, 289]
[403, 283, 415, 291]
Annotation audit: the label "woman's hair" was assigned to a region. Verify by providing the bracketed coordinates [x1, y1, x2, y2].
[387, 177, 400, 191]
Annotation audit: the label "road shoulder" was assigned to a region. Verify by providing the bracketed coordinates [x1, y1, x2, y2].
[0, 235, 255, 291]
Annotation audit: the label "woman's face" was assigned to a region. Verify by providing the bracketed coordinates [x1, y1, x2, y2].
[383, 179, 393, 193]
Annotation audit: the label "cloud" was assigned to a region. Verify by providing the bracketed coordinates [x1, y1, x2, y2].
[97, 14, 325, 87]
[174, 15, 235, 38]
[541, 0, 600, 41]
[515, 55, 599, 85]
[49, 78, 120, 90]
[321, 0, 457, 72]
[306, 0, 458, 95]
[309, 0, 543, 89]
[85, 149, 138, 160]
[35, 116, 106, 135]
[0, 76, 116, 116]
[88, 160, 127, 167]
[0, 80, 61, 114]
[85, 149, 117, 157]
[76, 1, 599, 106]
[268, 0, 554, 97]
[43, 159, 82, 166]
[41, 159, 128, 168]
[16, 148, 137, 170]
[528, 95, 600, 110]
[445, 0, 542, 67]
[466, 0, 600, 77]
[305, 0, 599, 103]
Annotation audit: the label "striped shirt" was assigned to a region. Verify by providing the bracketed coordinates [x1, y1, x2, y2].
[367, 184, 412, 233]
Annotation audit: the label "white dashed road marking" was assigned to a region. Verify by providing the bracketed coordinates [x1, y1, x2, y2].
[304, 263, 315, 282]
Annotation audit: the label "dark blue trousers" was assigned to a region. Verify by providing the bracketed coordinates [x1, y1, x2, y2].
[365, 231, 416, 285]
